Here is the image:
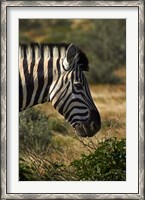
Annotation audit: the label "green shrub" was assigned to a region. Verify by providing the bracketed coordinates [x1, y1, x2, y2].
[19, 108, 52, 153]
[71, 137, 126, 181]
[48, 118, 70, 135]
[19, 107, 71, 154]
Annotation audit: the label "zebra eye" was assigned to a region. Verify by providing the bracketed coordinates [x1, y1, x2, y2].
[74, 82, 83, 90]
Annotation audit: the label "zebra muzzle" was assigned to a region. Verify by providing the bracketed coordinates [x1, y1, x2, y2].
[74, 122, 99, 137]
[74, 110, 101, 137]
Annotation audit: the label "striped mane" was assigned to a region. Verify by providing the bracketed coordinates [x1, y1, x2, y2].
[19, 43, 89, 71]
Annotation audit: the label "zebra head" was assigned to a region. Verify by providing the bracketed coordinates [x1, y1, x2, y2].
[49, 44, 101, 137]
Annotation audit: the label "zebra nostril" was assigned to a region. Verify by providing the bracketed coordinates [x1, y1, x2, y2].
[90, 121, 97, 131]
[90, 122, 94, 130]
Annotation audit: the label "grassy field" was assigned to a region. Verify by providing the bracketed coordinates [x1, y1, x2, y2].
[19, 82, 126, 181]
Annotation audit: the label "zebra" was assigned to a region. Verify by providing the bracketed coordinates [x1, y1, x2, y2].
[19, 43, 101, 137]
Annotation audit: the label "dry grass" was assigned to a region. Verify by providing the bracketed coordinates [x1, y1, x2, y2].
[92, 84, 126, 139]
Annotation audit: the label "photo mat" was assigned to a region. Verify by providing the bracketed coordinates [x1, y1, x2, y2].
[0, 0, 144, 199]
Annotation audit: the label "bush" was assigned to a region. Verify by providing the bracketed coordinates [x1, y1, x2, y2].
[19, 107, 71, 154]
[19, 108, 52, 153]
[48, 118, 70, 135]
[19, 108, 72, 180]
[71, 137, 126, 181]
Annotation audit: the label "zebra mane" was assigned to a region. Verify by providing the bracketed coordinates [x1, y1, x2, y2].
[75, 47, 89, 71]
[19, 42, 89, 71]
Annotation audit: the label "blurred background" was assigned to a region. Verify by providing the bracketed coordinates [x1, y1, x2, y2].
[19, 19, 126, 181]
[20, 19, 126, 84]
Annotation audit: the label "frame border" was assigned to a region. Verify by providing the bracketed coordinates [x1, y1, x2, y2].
[1, 1, 144, 199]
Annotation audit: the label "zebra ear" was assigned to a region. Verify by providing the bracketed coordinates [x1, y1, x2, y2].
[66, 43, 78, 65]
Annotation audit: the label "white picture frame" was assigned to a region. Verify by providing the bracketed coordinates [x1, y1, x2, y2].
[1, 0, 144, 199]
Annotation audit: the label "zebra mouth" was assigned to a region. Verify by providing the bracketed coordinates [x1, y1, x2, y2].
[72, 109, 101, 137]
[74, 122, 99, 137]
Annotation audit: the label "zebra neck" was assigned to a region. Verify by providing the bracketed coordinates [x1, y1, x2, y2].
[19, 57, 53, 111]
[19, 43, 69, 111]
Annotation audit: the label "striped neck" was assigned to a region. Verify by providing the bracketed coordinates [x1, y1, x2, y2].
[19, 43, 70, 111]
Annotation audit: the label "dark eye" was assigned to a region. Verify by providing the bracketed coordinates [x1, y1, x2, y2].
[74, 82, 83, 90]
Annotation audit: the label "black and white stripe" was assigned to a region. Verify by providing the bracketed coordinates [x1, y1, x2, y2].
[19, 43, 101, 137]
